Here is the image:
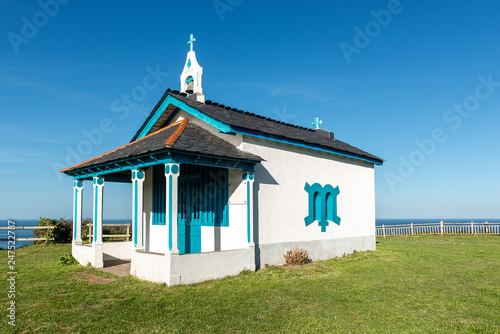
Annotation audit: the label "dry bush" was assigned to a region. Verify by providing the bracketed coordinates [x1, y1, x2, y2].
[283, 248, 311, 265]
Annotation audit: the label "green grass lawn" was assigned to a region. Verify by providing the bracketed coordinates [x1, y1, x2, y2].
[1, 236, 499, 333]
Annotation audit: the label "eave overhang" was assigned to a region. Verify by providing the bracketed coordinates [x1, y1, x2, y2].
[62, 148, 258, 181]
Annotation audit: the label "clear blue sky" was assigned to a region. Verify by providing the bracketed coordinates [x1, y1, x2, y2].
[1, 0, 499, 220]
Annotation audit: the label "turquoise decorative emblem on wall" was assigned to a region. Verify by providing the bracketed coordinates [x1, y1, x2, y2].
[304, 183, 341, 232]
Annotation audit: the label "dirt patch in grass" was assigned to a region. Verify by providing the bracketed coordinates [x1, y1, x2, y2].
[72, 272, 115, 284]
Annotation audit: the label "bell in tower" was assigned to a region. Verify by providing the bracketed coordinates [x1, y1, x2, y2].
[185, 76, 194, 94]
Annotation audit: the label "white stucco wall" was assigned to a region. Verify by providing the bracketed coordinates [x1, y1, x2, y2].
[240, 136, 376, 266]
[102, 241, 133, 261]
[72, 243, 92, 265]
[222, 168, 248, 251]
[131, 251, 167, 283]
[170, 247, 255, 285]
[73, 241, 132, 266]
[144, 166, 168, 254]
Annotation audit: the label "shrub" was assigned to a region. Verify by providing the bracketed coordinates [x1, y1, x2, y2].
[57, 217, 74, 243]
[59, 253, 78, 265]
[33, 217, 71, 244]
[283, 248, 311, 265]
[34, 217, 95, 244]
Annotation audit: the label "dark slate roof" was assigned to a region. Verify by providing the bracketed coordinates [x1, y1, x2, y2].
[173, 122, 262, 161]
[132, 89, 383, 164]
[62, 120, 262, 173]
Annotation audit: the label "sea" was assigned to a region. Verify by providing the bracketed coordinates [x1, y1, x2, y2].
[2, 218, 499, 249]
[0, 219, 131, 250]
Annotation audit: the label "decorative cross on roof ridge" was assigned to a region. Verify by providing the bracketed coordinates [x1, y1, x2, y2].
[187, 34, 196, 51]
[312, 117, 322, 129]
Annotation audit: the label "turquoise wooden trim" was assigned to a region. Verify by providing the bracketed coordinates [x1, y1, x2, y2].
[70, 157, 175, 180]
[93, 182, 98, 242]
[178, 166, 229, 229]
[168, 174, 173, 251]
[73, 187, 78, 241]
[152, 165, 166, 225]
[133, 180, 138, 246]
[65, 151, 256, 182]
[137, 96, 174, 139]
[247, 179, 251, 243]
[137, 95, 233, 140]
[234, 127, 383, 166]
[304, 183, 341, 232]
[177, 166, 229, 254]
[313, 192, 320, 220]
[223, 171, 228, 226]
[168, 98, 233, 133]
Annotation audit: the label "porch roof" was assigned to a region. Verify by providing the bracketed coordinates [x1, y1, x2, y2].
[61, 119, 262, 179]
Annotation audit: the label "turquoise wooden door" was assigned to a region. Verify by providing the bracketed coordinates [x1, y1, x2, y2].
[178, 175, 202, 254]
[177, 165, 229, 254]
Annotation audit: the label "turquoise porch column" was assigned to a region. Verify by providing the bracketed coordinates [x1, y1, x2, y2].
[72, 180, 84, 244]
[243, 172, 255, 247]
[131, 170, 145, 249]
[92, 176, 105, 244]
[165, 163, 180, 254]
[92, 176, 104, 268]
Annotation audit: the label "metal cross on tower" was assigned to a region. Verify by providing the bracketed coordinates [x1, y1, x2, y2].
[187, 34, 196, 51]
[312, 117, 322, 129]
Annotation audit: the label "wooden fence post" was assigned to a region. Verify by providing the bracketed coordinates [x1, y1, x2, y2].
[126, 223, 130, 241]
[382, 224, 386, 238]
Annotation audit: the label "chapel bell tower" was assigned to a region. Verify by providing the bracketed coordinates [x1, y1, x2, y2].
[180, 34, 205, 102]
